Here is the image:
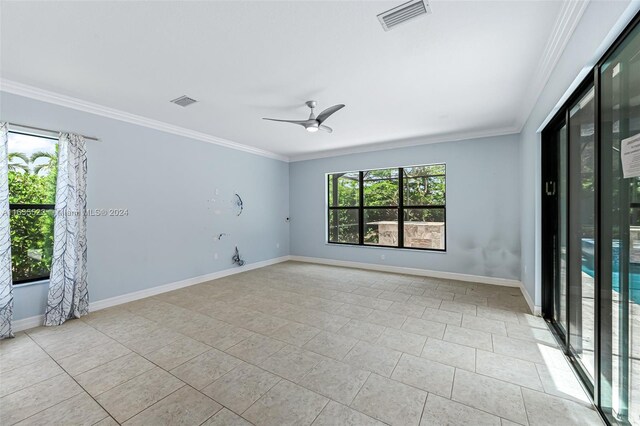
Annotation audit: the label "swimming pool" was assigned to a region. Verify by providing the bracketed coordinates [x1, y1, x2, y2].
[582, 238, 640, 304]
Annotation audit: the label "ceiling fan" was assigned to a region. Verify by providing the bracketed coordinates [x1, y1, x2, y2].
[263, 101, 345, 133]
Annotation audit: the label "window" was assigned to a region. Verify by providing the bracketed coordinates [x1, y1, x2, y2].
[8, 131, 58, 284]
[327, 164, 446, 251]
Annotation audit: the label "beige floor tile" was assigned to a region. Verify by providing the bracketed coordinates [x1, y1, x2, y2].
[476, 350, 543, 390]
[377, 290, 411, 303]
[202, 362, 280, 413]
[492, 335, 546, 363]
[396, 286, 426, 296]
[439, 300, 478, 315]
[0, 374, 83, 425]
[351, 373, 427, 426]
[202, 408, 252, 426]
[303, 331, 358, 360]
[299, 358, 370, 405]
[75, 352, 155, 396]
[352, 287, 383, 298]
[117, 326, 184, 355]
[387, 301, 426, 318]
[259, 345, 325, 382]
[505, 322, 558, 346]
[30, 326, 114, 360]
[96, 367, 184, 423]
[170, 348, 242, 390]
[391, 353, 455, 397]
[364, 310, 407, 329]
[57, 341, 131, 376]
[376, 328, 427, 356]
[343, 341, 402, 377]
[421, 306, 462, 325]
[476, 306, 520, 323]
[143, 335, 210, 370]
[521, 388, 602, 425]
[336, 319, 385, 343]
[454, 294, 489, 306]
[0, 357, 64, 397]
[124, 386, 221, 426]
[444, 325, 493, 350]
[402, 317, 447, 339]
[333, 303, 374, 320]
[461, 314, 507, 335]
[239, 313, 292, 335]
[15, 392, 108, 426]
[535, 363, 591, 405]
[420, 393, 501, 426]
[408, 295, 443, 308]
[94, 417, 119, 426]
[243, 380, 328, 426]
[517, 313, 549, 329]
[188, 321, 255, 351]
[268, 322, 321, 346]
[452, 369, 528, 424]
[0, 334, 51, 373]
[423, 289, 456, 301]
[312, 401, 385, 426]
[421, 338, 476, 371]
[226, 334, 287, 364]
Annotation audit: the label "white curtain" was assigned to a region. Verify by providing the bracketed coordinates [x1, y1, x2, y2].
[0, 123, 13, 338]
[44, 133, 88, 326]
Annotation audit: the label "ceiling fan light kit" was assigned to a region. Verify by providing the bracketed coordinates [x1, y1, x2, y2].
[263, 100, 345, 134]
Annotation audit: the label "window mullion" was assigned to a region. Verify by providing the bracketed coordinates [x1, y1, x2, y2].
[399, 167, 404, 248]
[359, 171, 364, 245]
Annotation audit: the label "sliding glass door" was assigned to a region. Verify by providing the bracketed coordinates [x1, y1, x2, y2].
[600, 19, 640, 424]
[542, 12, 640, 425]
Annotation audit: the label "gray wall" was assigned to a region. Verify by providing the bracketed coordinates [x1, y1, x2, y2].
[519, 0, 639, 307]
[289, 134, 521, 281]
[2, 92, 290, 320]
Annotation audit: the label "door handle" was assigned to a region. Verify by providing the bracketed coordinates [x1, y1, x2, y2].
[545, 181, 556, 196]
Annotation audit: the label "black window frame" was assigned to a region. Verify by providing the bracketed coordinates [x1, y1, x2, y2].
[8, 130, 57, 285]
[327, 163, 446, 251]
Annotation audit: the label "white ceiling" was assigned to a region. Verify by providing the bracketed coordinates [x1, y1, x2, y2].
[1, 1, 567, 160]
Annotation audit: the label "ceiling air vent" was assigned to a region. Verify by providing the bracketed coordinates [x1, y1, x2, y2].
[170, 95, 198, 107]
[378, 0, 431, 31]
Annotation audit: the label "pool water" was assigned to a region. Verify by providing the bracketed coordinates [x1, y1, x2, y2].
[582, 238, 640, 304]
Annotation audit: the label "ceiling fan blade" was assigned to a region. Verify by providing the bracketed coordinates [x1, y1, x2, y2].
[262, 118, 311, 127]
[316, 104, 345, 124]
[319, 125, 333, 133]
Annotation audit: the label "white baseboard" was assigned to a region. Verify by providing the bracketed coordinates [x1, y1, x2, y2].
[518, 281, 541, 316]
[12, 315, 44, 333]
[289, 255, 522, 287]
[12, 256, 291, 333]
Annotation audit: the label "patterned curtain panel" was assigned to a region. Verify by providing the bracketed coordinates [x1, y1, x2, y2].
[44, 133, 88, 326]
[0, 123, 14, 338]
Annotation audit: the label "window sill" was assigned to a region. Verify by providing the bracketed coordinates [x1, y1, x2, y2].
[324, 242, 447, 254]
[13, 279, 49, 288]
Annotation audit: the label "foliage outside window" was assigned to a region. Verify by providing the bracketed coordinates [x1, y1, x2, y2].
[327, 164, 446, 251]
[8, 132, 58, 284]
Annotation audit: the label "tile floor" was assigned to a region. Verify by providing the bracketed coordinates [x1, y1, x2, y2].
[0, 261, 604, 425]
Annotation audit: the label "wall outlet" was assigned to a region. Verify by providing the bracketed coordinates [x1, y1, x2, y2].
[380, 254, 385, 260]
[276, 243, 280, 249]
[214, 253, 218, 260]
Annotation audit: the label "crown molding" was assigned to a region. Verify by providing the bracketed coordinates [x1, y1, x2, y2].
[516, 0, 590, 130]
[289, 125, 520, 162]
[0, 79, 290, 162]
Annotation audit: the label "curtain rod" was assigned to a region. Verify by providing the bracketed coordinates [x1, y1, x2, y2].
[7, 122, 99, 142]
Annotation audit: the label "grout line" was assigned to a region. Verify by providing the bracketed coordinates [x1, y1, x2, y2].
[20, 334, 116, 425]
